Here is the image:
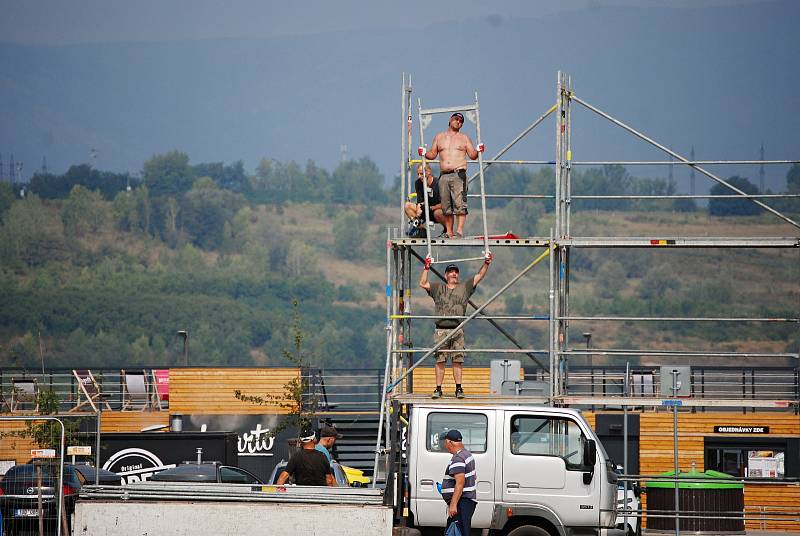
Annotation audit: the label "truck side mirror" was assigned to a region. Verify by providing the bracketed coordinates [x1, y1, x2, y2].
[583, 439, 597, 467]
[582, 439, 597, 485]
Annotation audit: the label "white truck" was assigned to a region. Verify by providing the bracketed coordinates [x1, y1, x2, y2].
[74, 403, 623, 536]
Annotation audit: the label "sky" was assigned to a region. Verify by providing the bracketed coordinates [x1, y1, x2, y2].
[2, 1, 757, 45]
[0, 0, 797, 195]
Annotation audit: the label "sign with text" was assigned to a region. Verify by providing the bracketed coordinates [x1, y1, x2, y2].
[67, 446, 92, 456]
[31, 449, 56, 458]
[182, 414, 295, 482]
[100, 432, 237, 484]
[714, 426, 770, 434]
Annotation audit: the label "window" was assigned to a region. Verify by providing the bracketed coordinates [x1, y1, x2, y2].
[510, 415, 587, 470]
[706, 448, 785, 478]
[704, 436, 798, 479]
[426, 412, 488, 453]
[220, 466, 260, 484]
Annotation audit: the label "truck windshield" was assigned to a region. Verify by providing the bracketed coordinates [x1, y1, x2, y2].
[426, 412, 488, 453]
[510, 415, 586, 470]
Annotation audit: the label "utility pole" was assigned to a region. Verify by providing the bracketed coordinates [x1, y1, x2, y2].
[759, 142, 765, 193]
[41, 156, 48, 175]
[689, 145, 695, 195]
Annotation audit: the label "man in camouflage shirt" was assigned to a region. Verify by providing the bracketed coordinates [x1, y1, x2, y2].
[420, 252, 492, 398]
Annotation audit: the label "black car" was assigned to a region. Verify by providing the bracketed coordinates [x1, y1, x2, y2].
[149, 462, 264, 484]
[70, 464, 122, 486]
[0, 462, 85, 534]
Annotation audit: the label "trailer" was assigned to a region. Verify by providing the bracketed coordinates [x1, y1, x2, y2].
[75, 402, 622, 536]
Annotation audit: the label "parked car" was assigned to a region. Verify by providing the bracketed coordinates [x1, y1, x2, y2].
[71, 463, 122, 486]
[615, 466, 641, 536]
[149, 461, 264, 484]
[0, 462, 85, 534]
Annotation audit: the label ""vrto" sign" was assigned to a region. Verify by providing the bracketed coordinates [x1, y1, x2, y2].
[714, 426, 770, 434]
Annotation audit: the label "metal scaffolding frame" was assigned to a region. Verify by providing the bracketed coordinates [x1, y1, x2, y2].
[374, 71, 800, 479]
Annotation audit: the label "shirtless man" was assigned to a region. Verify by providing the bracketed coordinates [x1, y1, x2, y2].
[419, 112, 484, 238]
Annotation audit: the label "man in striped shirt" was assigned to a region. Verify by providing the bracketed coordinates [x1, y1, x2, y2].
[441, 429, 477, 535]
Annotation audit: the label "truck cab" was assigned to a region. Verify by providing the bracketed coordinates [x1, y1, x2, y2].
[407, 404, 620, 536]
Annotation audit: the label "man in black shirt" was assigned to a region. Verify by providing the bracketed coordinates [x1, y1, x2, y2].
[277, 427, 336, 486]
[404, 164, 447, 237]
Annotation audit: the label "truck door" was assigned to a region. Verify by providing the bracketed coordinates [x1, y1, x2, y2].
[411, 408, 496, 529]
[501, 412, 599, 526]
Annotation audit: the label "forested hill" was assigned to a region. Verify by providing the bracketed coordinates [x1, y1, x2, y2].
[0, 156, 798, 370]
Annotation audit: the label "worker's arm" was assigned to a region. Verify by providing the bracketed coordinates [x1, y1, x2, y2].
[276, 471, 290, 485]
[419, 256, 433, 291]
[326, 473, 336, 487]
[424, 134, 440, 160]
[472, 252, 492, 287]
[448, 473, 465, 518]
[465, 135, 479, 160]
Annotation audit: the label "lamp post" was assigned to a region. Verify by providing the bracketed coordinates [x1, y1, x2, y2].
[582, 332, 593, 397]
[177, 330, 188, 366]
[582, 332, 592, 368]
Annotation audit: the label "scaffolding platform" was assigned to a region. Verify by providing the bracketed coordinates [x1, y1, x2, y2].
[387, 393, 549, 405]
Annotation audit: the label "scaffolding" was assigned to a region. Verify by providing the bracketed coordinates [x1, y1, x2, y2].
[379, 70, 799, 446]
[372, 72, 800, 532]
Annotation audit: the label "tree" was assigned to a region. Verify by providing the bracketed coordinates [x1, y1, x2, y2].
[0, 182, 14, 223]
[332, 211, 361, 258]
[1, 389, 80, 451]
[708, 176, 760, 216]
[329, 157, 387, 204]
[112, 186, 152, 234]
[0, 195, 66, 267]
[62, 185, 109, 237]
[193, 161, 248, 194]
[143, 150, 194, 197]
[181, 177, 246, 250]
[234, 300, 319, 437]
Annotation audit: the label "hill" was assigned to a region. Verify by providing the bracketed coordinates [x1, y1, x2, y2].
[1, 179, 797, 370]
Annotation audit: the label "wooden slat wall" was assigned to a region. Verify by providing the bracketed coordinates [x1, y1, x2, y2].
[0, 422, 36, 465]
[411, 367, 522, 395]
[100, 412, 169, 433]
[168, 368, 299, 414]
[638, 412, 800, 531]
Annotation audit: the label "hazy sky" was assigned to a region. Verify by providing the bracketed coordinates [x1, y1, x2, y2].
[2, 0, 760, 44]
[1, 0, 796, 195]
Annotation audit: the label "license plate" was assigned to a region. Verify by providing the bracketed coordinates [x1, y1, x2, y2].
[14, 508, 40, 517]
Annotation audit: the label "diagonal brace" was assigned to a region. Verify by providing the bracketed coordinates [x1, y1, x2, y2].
[387, 245, 553, 393]
[571, 95, 800, 229]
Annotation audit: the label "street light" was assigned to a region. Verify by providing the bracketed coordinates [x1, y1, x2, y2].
[582, 332, 592, 368]
[177, 330, 188, 366]
[583, 332, 593, 400]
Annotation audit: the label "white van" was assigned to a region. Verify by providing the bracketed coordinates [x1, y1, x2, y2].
[407, 404, 622, 536]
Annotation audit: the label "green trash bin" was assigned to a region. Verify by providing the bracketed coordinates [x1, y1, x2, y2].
[644, 468, 745, 534]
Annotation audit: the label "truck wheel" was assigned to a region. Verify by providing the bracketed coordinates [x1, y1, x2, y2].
[506, 526, 552, 536]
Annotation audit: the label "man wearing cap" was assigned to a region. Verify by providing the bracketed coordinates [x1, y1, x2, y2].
[420, 112, 484, 238]
[276, 426, 336, 486]
[441, 429, 477, 535]
[404, 164, 447, 237]
[315, 424, 342, 466]
[420, 252, 492, 398]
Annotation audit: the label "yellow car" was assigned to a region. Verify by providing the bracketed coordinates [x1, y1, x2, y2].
[340, 465, 371, 487]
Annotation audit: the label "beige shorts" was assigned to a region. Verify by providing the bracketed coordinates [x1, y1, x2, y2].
[434, 328, 465, 363]
[439, 170, 468, 216]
